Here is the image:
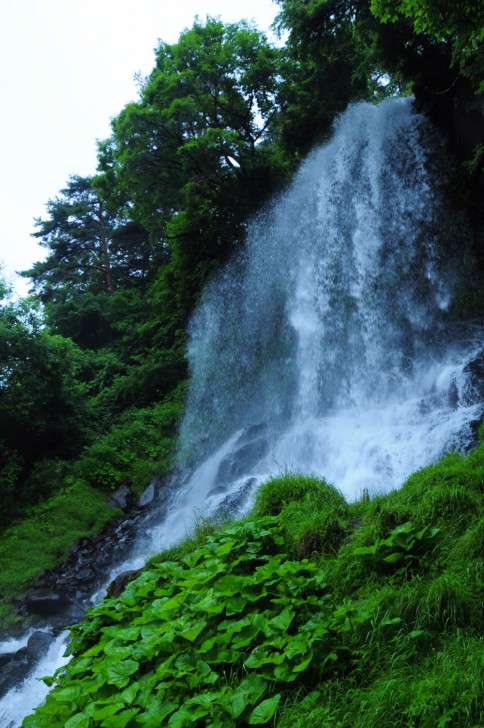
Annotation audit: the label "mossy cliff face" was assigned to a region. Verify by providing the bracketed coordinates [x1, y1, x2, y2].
[24, 434, 483, 727]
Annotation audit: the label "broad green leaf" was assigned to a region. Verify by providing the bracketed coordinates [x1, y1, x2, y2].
[244, 646, 285, 668]
[65, 715, 90, 728]
[247, 694, 281, 724]
[291, 651, 314, 673]
[231, 624, 260, 648]
[159, 592, 187, 611]
[214, 574, 248, 595]
[106, 659, 139, 688]
[101, 708, 139, 727]
[270, 606, 295, 632]
[52, 685, 85, 702]
[239, 676, 268, 703]
[284, 633, 310, 659]
[222, 690, 250, 718]
[196, 589, 225, 614]
[167, 705, 209, 726]
[87, 703, 124, 719]
[118, 681, 139, 705]
[103, 643, 134, 660]
[274, 663, 297, 681]
[134, 697, 179, 724]
[214, 538, 236, 556]
[101, 625, 141, 641]
[186, 690, 221, 709]
[181, 549, 206, 567]
[181, 619, 207, 642]
[225, 596, 248, 615]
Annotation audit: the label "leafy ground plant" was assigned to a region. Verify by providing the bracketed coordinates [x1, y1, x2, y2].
[21, 436, 484, 727]
[24, 517, 368, 727]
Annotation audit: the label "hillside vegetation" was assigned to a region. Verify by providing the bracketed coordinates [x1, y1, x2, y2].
[24, 432, 483, 727]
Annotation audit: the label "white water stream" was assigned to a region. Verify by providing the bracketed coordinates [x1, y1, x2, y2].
[1, 97, 482, 726]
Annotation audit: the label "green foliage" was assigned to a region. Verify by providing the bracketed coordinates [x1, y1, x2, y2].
[0, 482, 120, 629]
[25, 517, 364, 726]
[253, 474, 350, 559]
[95, 16, 293, 352]
[72, 385, 185, 494]
[0, 287, 93, 526]
[370, 0, 484, 92]
[274, 0, 389, 155]
[353, 521, 440, 576]
[106, 17, 287, 245]
[25, 439, 484, 726]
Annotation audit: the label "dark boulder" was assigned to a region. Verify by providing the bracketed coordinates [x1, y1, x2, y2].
[216, 477, 258, 516]
[462, 348, 484, 404]
[26, 631, 54, 664]
[0, 647, 29, 698]
[26, 588, 73, 618]
[139, 482, 155, 507]
[108, 483, 135, 512]
[107, 569, 141, 598]
[217, 435, 268, 485]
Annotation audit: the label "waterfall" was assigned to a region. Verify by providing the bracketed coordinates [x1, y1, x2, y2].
[1, 97, 482, 727]
[174, 97, 482, 509]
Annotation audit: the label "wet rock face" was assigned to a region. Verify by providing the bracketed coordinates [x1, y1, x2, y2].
[216, 423, 269, 486]
[0, 648, 28, 697]
[26, 631, 54, 663]
[0, 631, 54, 698]
[26, 589, 74, 618]
[108, 483, 136, 512]
[138, 482, 155, 507]
[107, 569, 142, 599]
[462, 348, 484, 404]
[203, 424, 268, 517]
[215, 477, 258, 517]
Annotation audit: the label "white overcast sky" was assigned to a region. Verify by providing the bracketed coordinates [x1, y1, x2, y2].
[0, 0, 279, 296]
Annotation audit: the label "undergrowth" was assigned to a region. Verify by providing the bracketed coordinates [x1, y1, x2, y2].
[21, 435, 484, 726]
[0, 387, 185, 631]
[0, 483, 120, 630]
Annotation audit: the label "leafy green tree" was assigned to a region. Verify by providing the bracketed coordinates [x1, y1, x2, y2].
[23, 176, 155, 349]
[274, 0, 379, 155]
[27, 176, 116, 297]
[99, 18, 290, 318]
[370, 0, 484, 94]
[0, 283, 91, 525]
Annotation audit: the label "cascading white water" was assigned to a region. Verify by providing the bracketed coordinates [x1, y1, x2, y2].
[1, 97, 482, 727]
[174, 97, 482, 508]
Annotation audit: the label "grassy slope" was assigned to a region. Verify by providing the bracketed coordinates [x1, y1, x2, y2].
[23, 431, 483, 727]
[0, 388, 185, 632]
[0, 483, 121, 630]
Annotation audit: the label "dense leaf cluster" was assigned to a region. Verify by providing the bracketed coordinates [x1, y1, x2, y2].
[24, 448, 483, 726]
[24, 515, 436, 727]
